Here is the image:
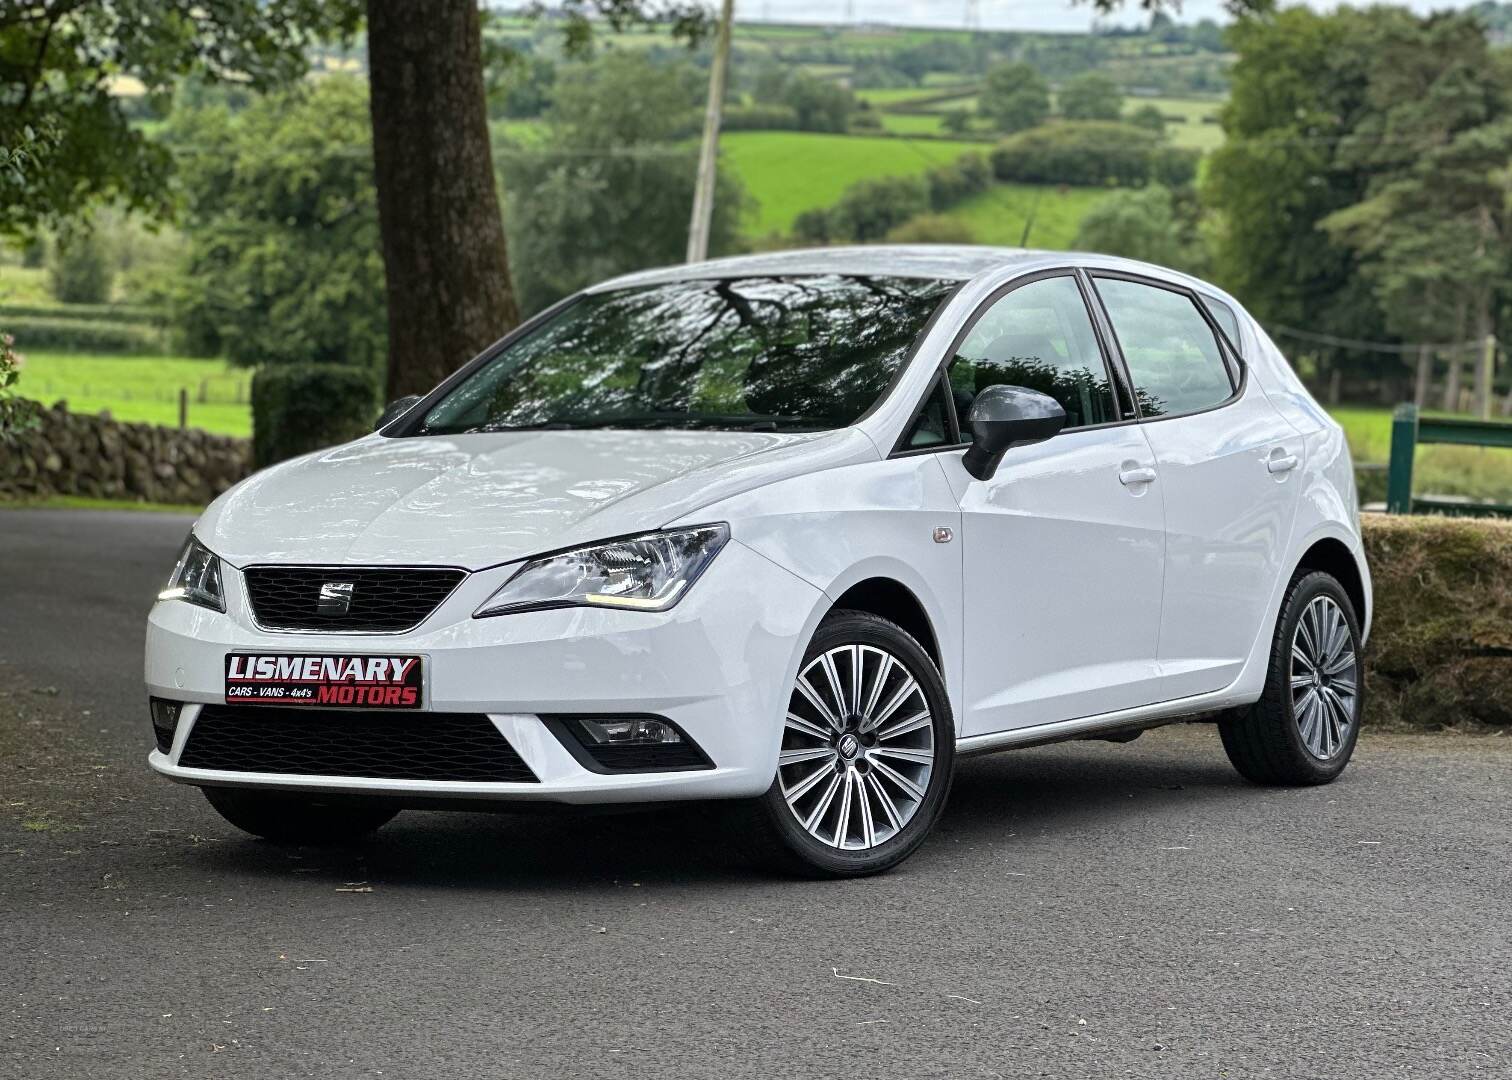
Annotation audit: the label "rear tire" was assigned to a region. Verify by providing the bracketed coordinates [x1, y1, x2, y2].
[736, 610, 955, 878]
[1220, 570, 1365, 785]
[202, 787, 399, 844]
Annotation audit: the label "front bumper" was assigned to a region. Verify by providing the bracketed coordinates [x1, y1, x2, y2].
[145, 540, 823, 804]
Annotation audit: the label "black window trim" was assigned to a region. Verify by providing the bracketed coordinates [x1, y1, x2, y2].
[1083, 268, 1248, 425]
[889, 267, 1136, 458]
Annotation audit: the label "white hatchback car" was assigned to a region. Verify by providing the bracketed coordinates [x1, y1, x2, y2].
[146, 246, 1370, 876]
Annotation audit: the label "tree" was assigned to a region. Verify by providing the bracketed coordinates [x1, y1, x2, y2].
[366, 0, 518, 399]
[980, 62, 1051, 134]
[1074, 186, 1183, 268]
[1203, 7, 1399, 361]
[1059, 72, 1123, 121]
[1318, 12, 1512, 398]
[500, 53, 745, 317]
[0, 0, 363, 238]
[942, 107, 974, 135]
[169, 77, 386, 370]
[48, 229, 113, 304]
[1126, 103, 1167, 135]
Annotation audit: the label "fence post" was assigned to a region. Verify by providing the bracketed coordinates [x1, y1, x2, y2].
[1386, 403, 1418, 514]
[1414, 345, 1431, 409]
[1477, 334, 1496, 420]
[178, 387, 188, 430]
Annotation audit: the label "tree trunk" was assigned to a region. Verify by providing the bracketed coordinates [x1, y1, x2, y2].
[366, 0, 519, 402]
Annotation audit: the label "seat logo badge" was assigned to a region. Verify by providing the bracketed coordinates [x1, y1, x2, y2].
[317, 581, 355, 617]
[933, 527, 954, 544]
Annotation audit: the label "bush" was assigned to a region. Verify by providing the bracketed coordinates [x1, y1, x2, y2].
[828, 175, 930, 242]
[1361, 514, 1512, 730]
[721, 104, 801, 131]
[2, 315, 163, 354]
[990, 121, 1199, 187]
[924, 152, 992, 212]
[886, 214, 977, 244]
[251, 364, 381, 468]
[48, 232, 114, 304]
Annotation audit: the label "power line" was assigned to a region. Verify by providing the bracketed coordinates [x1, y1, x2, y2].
[1267, 323, 1490, 355]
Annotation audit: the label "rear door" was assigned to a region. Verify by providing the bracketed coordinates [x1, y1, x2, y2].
[1089, 274, 1303, 699]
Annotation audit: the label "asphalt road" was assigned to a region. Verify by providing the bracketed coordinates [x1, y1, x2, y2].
[2, 508, 1509, 1079]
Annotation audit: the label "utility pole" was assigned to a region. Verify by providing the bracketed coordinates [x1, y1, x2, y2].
[686, 0, 736, 264]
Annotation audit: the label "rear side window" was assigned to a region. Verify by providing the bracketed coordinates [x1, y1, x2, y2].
[947, 275, 1120, 439]
[1201, 295, 1242, 355]
[1093, 277, 1234, 418]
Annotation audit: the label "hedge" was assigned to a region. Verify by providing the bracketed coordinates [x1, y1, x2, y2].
[251, 363, 381, 468]
[1361, 513, 1512, 730]
[2, 315, 165, 354]
[990, 120, 1199, 188]
[0, 302, 165, 326]
[721, 104, 802, 132]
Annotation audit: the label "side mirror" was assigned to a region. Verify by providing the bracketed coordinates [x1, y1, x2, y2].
[375, 394, 423, 432]
[961, 385, 1066, 480]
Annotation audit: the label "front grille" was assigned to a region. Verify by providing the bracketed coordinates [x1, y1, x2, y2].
[180, 706, 539, 783]
[242, 566, 466, 632]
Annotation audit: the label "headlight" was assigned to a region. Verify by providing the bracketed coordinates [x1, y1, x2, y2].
[474, 524, 729, 618]
[158, 534, 226, 612]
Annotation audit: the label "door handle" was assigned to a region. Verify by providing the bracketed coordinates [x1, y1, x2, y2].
[1267, 453, 1299, 474]
[1118, 466, 1157, 486]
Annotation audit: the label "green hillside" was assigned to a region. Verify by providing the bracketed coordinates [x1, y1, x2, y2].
[722, 131, 989, 235]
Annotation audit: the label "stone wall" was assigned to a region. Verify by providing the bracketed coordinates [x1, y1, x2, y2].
[0, 400, 250, 506]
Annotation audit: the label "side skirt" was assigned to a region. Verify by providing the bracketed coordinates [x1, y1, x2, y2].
[954, 694, 1247, 757]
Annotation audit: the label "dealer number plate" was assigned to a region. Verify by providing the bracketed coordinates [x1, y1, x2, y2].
[224, 653, 424, 710]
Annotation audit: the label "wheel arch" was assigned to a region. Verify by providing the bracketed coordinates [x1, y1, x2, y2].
[829, 576, 942, 671]
[1293, 536, 1369, 633]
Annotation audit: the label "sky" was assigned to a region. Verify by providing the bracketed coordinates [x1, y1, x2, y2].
[732, 0, 1484, 33]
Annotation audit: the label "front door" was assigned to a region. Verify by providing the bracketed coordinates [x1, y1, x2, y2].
[937, 273, 1167, 737]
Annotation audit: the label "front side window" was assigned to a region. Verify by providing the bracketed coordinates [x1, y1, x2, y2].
[1094, 277, 1235, 418]
[946, 274, 1119, 441]
[417, 275, 955, 435]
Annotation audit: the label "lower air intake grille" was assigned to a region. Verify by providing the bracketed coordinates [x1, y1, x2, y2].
[242, 566, 466, 633]
[181, 706, 538, 783]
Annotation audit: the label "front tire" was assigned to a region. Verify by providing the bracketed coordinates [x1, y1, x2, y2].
[202, 786, 400, 844]
[1220, 570, 1365, 785]
[738, 610, 955, 878]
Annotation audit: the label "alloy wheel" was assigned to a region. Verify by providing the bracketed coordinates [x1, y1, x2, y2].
[778, 644, 936, 850]
[1289, 595, 1359, 760]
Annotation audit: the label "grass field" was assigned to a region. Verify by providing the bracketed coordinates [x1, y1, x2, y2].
[0, 265, 54, 307]
[943, 185, 1109, 249]
[1334, 406, 1512, 503]
[1128, 94, 1226, 152]
[15, 352, 252, 437]
[722, 131, 990, 235]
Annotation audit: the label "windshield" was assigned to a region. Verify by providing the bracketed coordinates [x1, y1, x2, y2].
[416, 274, 955, 435]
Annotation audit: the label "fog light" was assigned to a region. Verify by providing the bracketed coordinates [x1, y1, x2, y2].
[149, 698, 182, 753]
[576, 718, 684, 745]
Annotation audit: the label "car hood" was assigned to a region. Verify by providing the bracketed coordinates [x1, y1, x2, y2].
[197, 428, 875, 570]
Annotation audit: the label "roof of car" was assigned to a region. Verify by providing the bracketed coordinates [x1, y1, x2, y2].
[589, 245, 1052, 291]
